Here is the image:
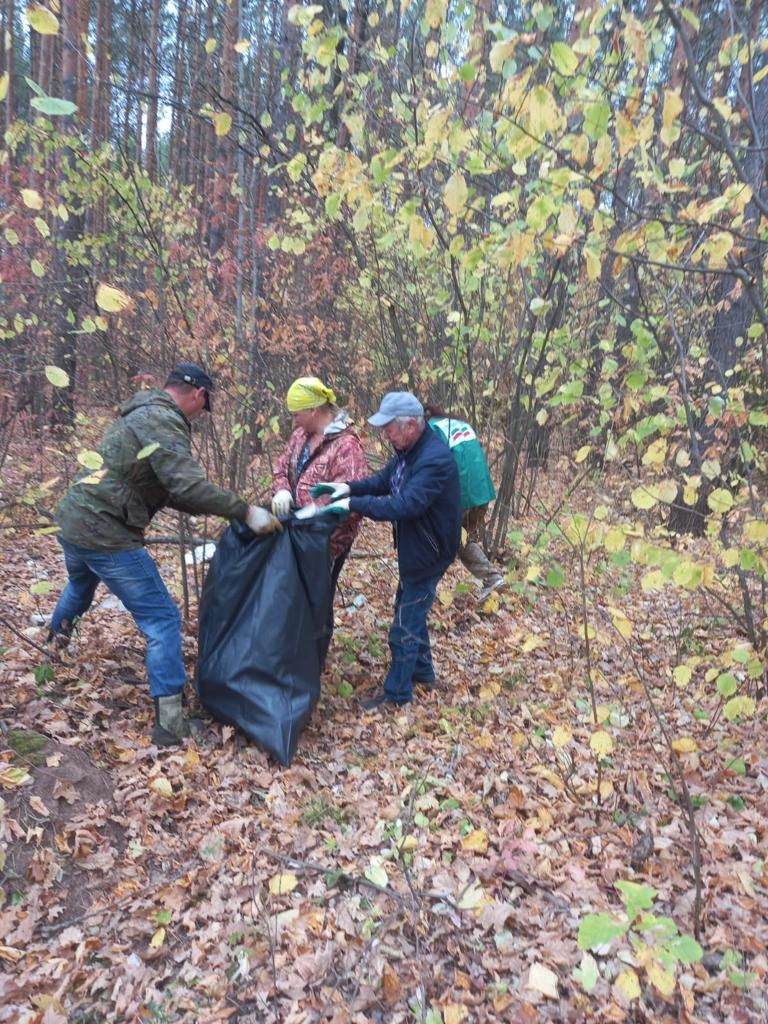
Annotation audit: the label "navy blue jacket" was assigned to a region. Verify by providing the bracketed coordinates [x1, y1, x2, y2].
[349, 426, 461, 583]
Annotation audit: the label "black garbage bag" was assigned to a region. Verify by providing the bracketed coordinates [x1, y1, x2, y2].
[197, 516, 336, 765]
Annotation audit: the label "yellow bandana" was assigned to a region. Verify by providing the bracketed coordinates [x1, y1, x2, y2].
[286, 377, 336, 412]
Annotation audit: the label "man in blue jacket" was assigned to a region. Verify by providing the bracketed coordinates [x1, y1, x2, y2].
[312, 392, 461, 709]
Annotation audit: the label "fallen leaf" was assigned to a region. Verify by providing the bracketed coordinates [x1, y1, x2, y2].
[150, 776, 173, 798]
[269, 872, 299, 895]
[527, 962, 559, 998]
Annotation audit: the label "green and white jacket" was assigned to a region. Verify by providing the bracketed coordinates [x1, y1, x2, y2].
[428, 416, 496, 512]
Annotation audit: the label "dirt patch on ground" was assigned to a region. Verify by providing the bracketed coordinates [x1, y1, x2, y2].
[1, 730, 123, 932]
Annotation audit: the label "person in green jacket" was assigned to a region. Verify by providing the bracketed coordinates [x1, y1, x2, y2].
[425, 404, 507, 603]
[49, 362, 280, 746]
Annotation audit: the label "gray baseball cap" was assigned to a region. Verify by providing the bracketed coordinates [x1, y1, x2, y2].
[368, 391, 424, 426]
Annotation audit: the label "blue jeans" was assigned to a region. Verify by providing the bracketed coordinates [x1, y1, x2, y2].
[383, 574, 441, 703]
[50, 539, 185, 698]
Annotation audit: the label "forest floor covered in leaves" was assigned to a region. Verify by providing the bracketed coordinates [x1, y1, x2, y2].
[1, 453, 767, 1023]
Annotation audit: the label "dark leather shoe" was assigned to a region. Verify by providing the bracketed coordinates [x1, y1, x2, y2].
[360, 691, 407, 711]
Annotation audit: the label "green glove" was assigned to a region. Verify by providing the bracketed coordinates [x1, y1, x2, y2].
[322, 498, 351, 519]
[310, 482, 350, 501]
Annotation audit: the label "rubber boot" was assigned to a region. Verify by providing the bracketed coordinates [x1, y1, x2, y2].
[152, 693, 202, 747]
[46, 619, 73, 653]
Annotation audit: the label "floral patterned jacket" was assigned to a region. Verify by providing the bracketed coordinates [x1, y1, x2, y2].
[273, 412, 368, 559]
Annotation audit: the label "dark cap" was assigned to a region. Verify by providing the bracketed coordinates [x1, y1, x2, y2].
[166, 362, 213, 410]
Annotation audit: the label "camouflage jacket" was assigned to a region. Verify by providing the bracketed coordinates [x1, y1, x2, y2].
[56, 389, 247, 550]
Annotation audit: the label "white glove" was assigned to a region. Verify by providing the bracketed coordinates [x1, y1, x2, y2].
[311, 481, 351, 501]
[271, 488, 293, 517]
[245, 504, 282, 535]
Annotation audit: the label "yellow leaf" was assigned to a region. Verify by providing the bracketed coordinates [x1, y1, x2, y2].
[444, 170, 468, 217]
[673, 665, 692, 688]
[604, 527, 625, 553]
[642, 438, 667, 468]
[0, 765, 32, 788]
[527, 962, 559, 999]
[457, 880, 487, 910]
[34, 216, 50, 237]
[424, 0, 446, 29]
[0, 72, 8, 102]
[610, 609, 632, 640]
[521, 634, 545, 653]
[671, 737, 697, 754]
[444, 1005, 469, 1024]
[490, 38, 517, 73]
[590, 730, 614, 757]
[479, 591, 500, 614]
[95, 282, 132, 313]
[269, 871, 299, 895]
[527, 84, 562, 137]
[647, 959, 676, 996]
[615, 968, 641, 1001]
[660, 89, 683, 146]
[21, 187, 43, 209]
[149, 926, 166, 949]
[437, 588, 454, 607]
[460, 829, 489, 853]
[212, 111, 232, 137]
[234, 39, 251, 54]
[631, 486, 658, 510]
[655, 479, 678, 504]
[205, 37, 217, 53]
[409, 216, 434, 251]
[478, 680, 501, 701]
[27, 4, 59, 34]
[396, 834, 418, 852]
[574, 444, 591, 463]
[150, 776, 173, 798]
[552, 725, 572, 747]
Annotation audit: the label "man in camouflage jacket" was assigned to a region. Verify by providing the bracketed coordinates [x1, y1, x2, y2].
[50, 362, 279, 745]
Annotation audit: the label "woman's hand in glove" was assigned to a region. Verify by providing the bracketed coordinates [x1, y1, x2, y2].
[271, 489, 293, 517]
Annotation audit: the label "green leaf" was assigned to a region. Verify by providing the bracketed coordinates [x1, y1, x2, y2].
[577, 913, 627, 951]
[136, 442, 160, 460]
[716, 672, 738, 697]
[30, 96, 77, 116]
[30, 580, 53, 594]
[572, 953, 599, 992]
[707, 488, 733, 514]
[615, 880, 656, 922]
[45, 365, 69, 388]
[551, 41, 578, 76]
[546, 566, 565, 588]
[583, 102, 610, 140]
[324, 193, 342, 220]
[666, 934, 703, 964]
[77, 450, 103, 470]
[364, 858, 389, 888]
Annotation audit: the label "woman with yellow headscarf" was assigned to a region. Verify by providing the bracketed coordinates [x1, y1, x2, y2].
[272, 376, 368, 604]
